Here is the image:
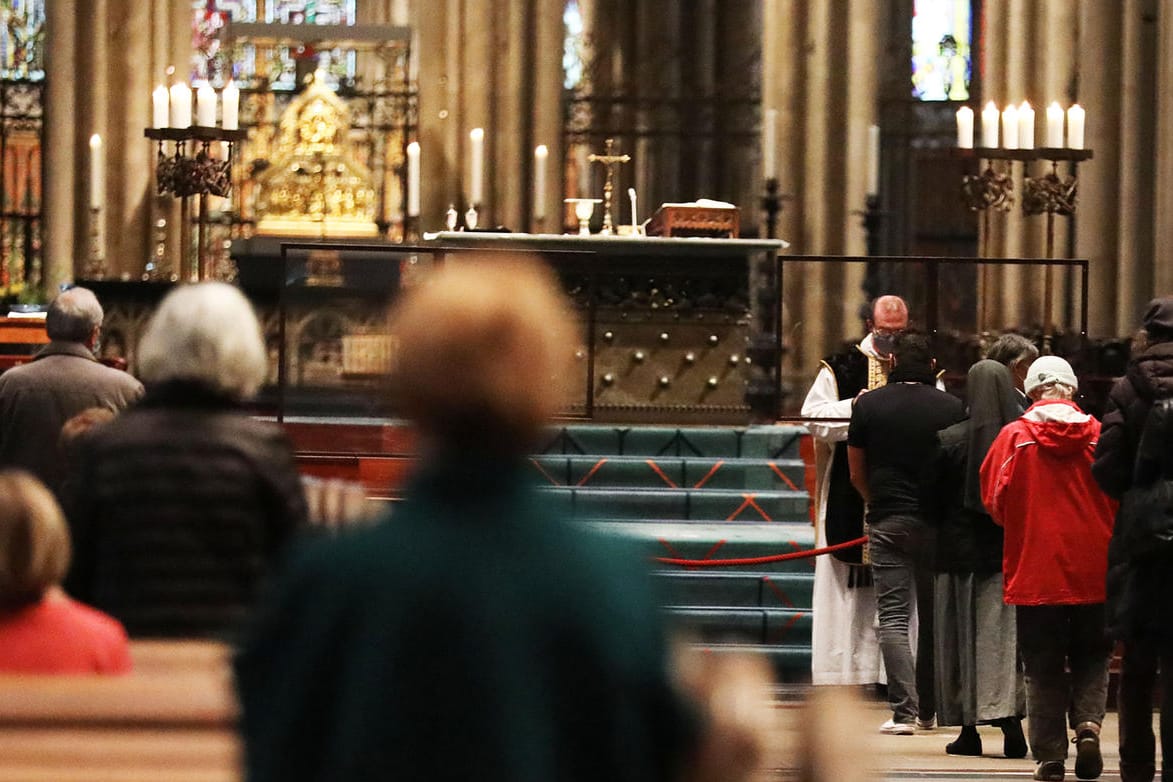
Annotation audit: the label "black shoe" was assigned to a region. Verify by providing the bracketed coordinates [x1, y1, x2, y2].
[1119, 760, 1156, 782]
[1073, 723, 1102, 780]
[946, 725, 982, 756]
[1035, 760, 1066, 781]
[999, 716, 1028, 759]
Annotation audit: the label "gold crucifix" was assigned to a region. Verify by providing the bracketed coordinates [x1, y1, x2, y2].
[588, 138, 630, 235]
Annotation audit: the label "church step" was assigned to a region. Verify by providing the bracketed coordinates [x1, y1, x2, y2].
[528, 455, 806, 491]
[653, 571, 814, 611]
[543, 486, 809, 523]
[663, 607, 812, 647]
[683, 642, 812, 684]
[536, 424, 808, 460]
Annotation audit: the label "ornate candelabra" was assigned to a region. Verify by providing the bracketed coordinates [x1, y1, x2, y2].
[145, 126, 247, 281]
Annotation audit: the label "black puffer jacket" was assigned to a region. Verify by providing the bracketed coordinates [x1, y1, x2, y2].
[923, 420, 1005, 574]
[63, 381, 308, 639]
[1092, 340, 1173, 499]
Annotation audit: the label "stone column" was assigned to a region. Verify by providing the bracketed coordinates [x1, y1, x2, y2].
[1155, 2, 1173, 295]
[532, 0, 565, 233]
[43, 0, 78, 290]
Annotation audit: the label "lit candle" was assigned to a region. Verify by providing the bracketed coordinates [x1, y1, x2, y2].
[169, 81, 192, 128]
[763, 108, 777, 180]
[981, 101, 1000, 148]
[866, 124, 880, 196]
[1067, 103, 1086, 149]
[221, 80, 239, 130]
[1001, 104, 1019, 150]
[1045, 101, 1064, 147]
[152, 85, 169, 129]
[1017, 101, 1035, 149]
[89, 133, 103, 210]
[469, 127, 484, 205]
[406, 141, 420, 217]
[956, 105, 974, 148]
[196, 81, 216, 127]
[533, 144, 548, 221]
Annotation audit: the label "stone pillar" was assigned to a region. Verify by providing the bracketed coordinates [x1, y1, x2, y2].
[43, 0, 78, 291]
[532, 0, 565, 233]
[1155, 2, 1173, 295]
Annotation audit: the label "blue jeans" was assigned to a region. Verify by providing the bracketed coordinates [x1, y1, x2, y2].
[869, 514, 936, 724]
[1016, 604, 1111, 762]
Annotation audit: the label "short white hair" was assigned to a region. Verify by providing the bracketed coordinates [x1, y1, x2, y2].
[136, 282, 267, 400]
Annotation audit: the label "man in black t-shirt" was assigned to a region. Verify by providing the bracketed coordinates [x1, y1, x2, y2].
[847, 332, 965, 734]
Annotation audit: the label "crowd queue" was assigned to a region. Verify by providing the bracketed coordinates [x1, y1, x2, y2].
[803, 293, 1173, 782]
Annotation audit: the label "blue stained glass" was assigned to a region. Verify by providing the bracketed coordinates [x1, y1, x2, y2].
[911, 0, 972, 101]
[563, 0, 584, 90]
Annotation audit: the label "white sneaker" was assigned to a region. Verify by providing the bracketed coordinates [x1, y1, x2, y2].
[880, 719, 915, 735]
[916, 717, 936, 731]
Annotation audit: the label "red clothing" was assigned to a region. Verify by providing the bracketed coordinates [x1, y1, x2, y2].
[980, 399, 1118, 606]
[0, 593, 132, 674]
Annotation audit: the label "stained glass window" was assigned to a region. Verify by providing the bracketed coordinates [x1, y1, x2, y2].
[911, 0, 972, 101]
[0, 0, 45, 81]
[192, 0, 358, 88]
[563, 0, 584, 90]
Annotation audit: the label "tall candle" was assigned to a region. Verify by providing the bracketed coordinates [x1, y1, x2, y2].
[1045, 102, 1064, 147]
[1067, 103, 1086, 149]
[866, 124, 880, 196]
[469, 127, 484, 205]
[196, 81, 216, 127]
[576, 144, 591, 196]
[152, 85, 169, 129]
[169, 81, 192, 128]
[221, 80, 239, 130]
[533, 144, 548, 221]
[763, 108, 778, 180]
[956, 105, 974, 148]
[406, 141, 420, 217]
[1001, 104, 1019, 150]
[89, 133, 103, 210]
[981, 101, 1000, 148]
[1017, 101, 1035, 149]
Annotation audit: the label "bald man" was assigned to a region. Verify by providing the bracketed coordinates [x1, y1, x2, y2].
[801, 295, 912, 689]
[0, 287, 143, 495]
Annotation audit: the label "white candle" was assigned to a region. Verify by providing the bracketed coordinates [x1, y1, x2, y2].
[866, 124, 880, 196]
[89, 133, 103, 210]
[221, 80, 239, 130]
[406, 141, 420, 217]
[981, 101, 1000, 148]
[169, 81, 192, 128]
[1001, 104, 1019, 150]
[763, 108, 777, 180]
[152, 85, 169, 129]
[1017, 101, 1035, 149]
[956, 105, 974, 148]
[469, 127, 484, 205]
[196, 81, 216, 127]
[533, 144, 548, 221]
[1045, 102, 1064, 147]
[576, 144, 591, 196]
[1067, 103, 1086, 149]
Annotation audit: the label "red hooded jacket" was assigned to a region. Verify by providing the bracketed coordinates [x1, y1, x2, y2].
[980, 399, 1118, 605]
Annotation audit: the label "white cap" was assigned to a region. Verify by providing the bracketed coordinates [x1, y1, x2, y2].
[1024, 355, 1078, 395]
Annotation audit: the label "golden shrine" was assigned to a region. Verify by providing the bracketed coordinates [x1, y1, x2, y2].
[254, 72, 379, 238]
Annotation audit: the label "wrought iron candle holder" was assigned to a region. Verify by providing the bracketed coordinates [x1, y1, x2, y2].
[145, 127, 248, 281]
[761, 177, 792, 241]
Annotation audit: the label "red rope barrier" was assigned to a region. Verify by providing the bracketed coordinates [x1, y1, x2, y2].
[652, 535, 867, 567]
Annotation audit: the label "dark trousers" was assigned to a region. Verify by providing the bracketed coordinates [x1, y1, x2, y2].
[870, 514, 936, 724]
[1016, 604, 1111, 762]
[1118, 640, 1173, 782]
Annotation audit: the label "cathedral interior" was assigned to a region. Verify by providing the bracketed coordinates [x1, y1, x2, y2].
[3, 0, 1171, 418]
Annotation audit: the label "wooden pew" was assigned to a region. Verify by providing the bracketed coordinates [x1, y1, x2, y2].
[0, 316, 49, 372]
[0, 641, 240, 782]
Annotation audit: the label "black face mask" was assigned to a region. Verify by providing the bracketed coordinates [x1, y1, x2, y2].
[872, 331, 897, 357]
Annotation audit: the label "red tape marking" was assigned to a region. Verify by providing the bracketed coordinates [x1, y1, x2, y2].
[768, 461, 800, 491]
[528, 458, 563, 487]
[645, 460, 679, 489]
[691, 460, 725, 489]
[576, 458, 608, 487]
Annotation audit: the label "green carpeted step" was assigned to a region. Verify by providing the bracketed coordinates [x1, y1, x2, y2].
[682, 458, 805, 491]
[528, 455, 806, 491]
[586, 520, 820, 575]
[553, 486, 808, 523]
[536, 424, 809, 459]
[653, 571, 814, 611]
[663, 607, 811, 646]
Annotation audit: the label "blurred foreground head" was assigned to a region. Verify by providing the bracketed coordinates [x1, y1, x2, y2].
[0, 470, 70, 610]
[388, 257, 577, 456]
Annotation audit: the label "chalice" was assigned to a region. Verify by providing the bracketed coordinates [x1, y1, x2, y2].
[564, 198, 602, 235]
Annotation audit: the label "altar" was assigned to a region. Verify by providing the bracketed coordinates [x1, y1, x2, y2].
[225, 231, 786, 424]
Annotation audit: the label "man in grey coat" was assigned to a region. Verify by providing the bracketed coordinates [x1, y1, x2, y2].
[0, 286, 143, 494]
